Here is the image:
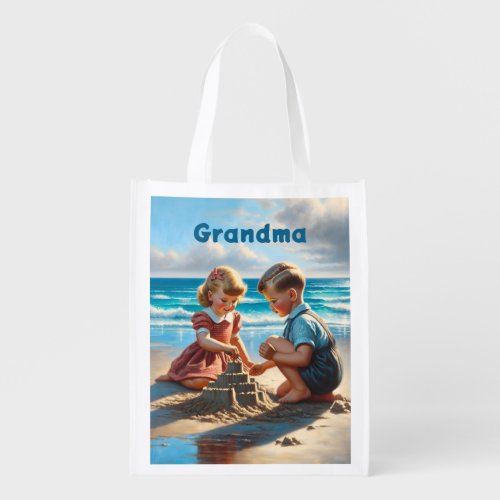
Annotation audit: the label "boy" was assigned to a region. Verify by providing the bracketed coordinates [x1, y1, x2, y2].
[250, 262, 343, 403]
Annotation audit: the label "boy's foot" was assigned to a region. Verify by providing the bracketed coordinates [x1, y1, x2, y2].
[308, 392, 346, 402]
[278, 387, 311, 404]
[155, 373, 172, 382]
[309, 392, 336, 403]
[332, 393, 347, 401]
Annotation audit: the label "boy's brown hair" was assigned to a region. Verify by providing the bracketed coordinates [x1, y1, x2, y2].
[257, 262, 306, 293]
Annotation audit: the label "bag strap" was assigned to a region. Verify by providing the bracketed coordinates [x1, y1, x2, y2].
[186, 23, 311, 185]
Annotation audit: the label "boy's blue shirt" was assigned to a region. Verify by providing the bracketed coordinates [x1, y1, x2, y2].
[283, 302, 331, 351]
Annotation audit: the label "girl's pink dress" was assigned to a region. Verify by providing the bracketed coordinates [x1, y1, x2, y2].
[167, 310, 251, 381]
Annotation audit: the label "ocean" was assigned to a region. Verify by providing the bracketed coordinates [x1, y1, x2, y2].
[150, 278, 350, 356]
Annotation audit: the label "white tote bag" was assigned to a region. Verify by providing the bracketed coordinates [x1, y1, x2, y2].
[130, 23, 369, 475]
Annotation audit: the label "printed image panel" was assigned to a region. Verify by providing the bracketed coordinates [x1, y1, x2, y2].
[149, 197, 351, 464]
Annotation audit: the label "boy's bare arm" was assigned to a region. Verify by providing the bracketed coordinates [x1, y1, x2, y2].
[260, 359, 276, 369]
[249, 358, 275, 375]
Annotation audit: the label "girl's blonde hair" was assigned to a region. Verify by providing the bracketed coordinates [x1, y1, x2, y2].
[197, 266, 248, 307]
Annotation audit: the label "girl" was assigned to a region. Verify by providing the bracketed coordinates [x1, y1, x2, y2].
[155, 266, 254, 389]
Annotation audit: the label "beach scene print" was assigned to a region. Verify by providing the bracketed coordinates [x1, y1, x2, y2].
[150, 197, 351, 464]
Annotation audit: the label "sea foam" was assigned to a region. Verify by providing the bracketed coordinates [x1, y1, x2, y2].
[150, 306, 192, 318]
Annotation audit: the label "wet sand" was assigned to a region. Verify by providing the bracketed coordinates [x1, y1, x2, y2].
[150, 344, 351, 464]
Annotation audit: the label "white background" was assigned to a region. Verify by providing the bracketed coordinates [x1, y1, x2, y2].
[1, 0, 499, 498]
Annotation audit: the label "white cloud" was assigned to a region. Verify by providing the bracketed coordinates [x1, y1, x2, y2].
[151, 241, 269, 277]
[257, 200, 279, 210]
[272, 198, 350, 273]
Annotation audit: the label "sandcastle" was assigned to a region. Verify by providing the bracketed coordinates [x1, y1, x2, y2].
[179, 360, 275, 418]
[198, 360, 273, 408]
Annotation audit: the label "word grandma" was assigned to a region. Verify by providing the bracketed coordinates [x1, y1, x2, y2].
[193, 223, 307, 244]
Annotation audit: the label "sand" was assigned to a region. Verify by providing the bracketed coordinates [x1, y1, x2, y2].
[150, 347, 351, 464]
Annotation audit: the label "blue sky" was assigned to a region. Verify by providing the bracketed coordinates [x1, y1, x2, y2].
[150, 197, 350, 278]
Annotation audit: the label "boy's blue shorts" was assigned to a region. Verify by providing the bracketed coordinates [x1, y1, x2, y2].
[299, 347, 343, 395]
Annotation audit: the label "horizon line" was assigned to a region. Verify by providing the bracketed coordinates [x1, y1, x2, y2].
[150, 275, 350, 279]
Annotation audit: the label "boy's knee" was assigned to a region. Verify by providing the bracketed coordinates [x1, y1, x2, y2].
[265, 335, 295, 353]
[266, 335, 280, 343]
[265, 335, 283, 348]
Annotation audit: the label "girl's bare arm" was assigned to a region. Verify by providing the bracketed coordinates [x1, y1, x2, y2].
[196, 332, 235, 354]
[230, 336, 253, 365]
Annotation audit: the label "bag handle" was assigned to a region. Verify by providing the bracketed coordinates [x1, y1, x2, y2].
[186, 23, 311, 185]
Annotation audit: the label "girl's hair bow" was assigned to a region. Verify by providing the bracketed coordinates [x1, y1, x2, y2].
[209, 267, 225, 280]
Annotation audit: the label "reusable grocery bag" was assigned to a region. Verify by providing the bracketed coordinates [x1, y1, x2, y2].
[130, 23, 369, 475]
